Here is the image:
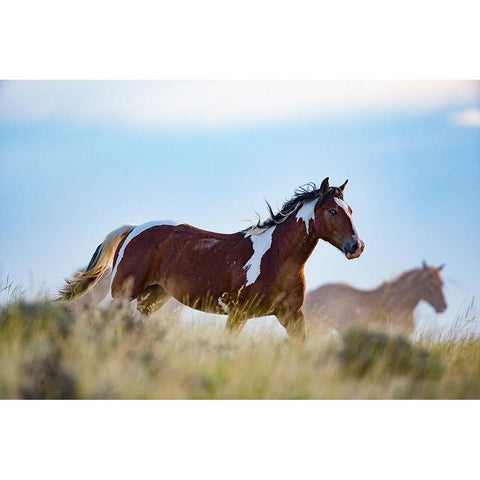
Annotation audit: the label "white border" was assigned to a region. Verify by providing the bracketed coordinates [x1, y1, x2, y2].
[1, 1, 480, 78]
[1, 401, 479, 480]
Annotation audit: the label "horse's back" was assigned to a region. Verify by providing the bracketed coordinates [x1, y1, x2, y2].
[111, 220, 248, 302]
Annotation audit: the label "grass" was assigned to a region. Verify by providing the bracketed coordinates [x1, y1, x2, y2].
[0, 298, 480, 399]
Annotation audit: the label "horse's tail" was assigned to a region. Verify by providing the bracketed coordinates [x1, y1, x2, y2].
[57, 224, 135, 302]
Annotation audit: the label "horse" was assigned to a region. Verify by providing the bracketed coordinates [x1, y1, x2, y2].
[58, 177, 364, 341]
[303, 262, 447, 333]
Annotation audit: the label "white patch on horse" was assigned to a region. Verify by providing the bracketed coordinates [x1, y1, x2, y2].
[193, 238, 220, 250]
[217, 296, 230, 314]
[295, 200, 317, 234]
[243, 227, 275, 286]
[111, 220, 180, 288]
[334, 197, 359, 238]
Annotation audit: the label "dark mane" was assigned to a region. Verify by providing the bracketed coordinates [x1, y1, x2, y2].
[246, 182, 344, 231]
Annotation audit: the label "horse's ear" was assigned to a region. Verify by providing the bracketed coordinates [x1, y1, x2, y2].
[339, 179, 348, 192]
[437, 263, 445, 271]
[320, 177, 329, 195]
[422, 260, 427, 269]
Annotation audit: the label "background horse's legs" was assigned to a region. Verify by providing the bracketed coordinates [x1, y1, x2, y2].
[136, 285, 171, 316]
[276, 310, 306, 342]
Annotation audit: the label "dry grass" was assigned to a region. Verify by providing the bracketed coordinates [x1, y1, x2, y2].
[0, 298, 479, 399]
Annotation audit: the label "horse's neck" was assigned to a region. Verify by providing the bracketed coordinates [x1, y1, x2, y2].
[377, 276, 422, 313]
[273, 215, 319, 268]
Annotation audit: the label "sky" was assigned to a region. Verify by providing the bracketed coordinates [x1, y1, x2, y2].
[0, 80, 479, 334]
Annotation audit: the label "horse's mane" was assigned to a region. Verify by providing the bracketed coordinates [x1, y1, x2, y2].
[384, 267, 427, 289]
[245, 182, 344, 232]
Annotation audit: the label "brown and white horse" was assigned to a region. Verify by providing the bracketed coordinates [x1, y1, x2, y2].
[58, 177, 364, 340]
[304, 262, 447, 333]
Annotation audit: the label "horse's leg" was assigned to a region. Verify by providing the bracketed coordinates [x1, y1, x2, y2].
[136, 285, 171, 317]
[276, 309, 306, 342]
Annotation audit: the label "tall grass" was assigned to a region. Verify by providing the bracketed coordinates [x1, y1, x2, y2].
[0, 297, 479, 399]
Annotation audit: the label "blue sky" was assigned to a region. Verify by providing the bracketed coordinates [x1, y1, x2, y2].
[0, 80, 479, 333]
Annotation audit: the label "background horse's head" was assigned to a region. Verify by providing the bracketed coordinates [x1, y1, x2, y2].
[418, 261, 447, 313]
[314, 177, 365, 259]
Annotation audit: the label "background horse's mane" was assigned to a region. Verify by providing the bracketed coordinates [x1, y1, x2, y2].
[245, 182, 344, 232]
[385, 267, 430, 288]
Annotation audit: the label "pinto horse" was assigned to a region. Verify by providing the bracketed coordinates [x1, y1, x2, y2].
[303, 262, 447, 333]
[58, 177, 364, 340]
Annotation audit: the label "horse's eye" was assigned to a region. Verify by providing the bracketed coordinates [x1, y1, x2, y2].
[329, 209, 337, 215]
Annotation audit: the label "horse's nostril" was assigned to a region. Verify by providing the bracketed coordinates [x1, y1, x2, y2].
[351, 242, 359, 253]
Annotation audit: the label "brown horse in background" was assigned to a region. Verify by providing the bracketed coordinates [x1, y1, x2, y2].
[304, 262, 447, 333]
[58, 178, 364, 341]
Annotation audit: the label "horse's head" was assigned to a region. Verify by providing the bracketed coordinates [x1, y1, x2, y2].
[313, 177, 365, 259]
[419, 261, 447, 313]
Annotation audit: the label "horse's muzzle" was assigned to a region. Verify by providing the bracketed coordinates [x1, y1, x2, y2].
[436, 303, 447, 313]
[344, 238, 365, 259]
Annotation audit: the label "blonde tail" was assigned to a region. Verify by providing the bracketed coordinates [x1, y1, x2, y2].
[57, 224, 135, 301]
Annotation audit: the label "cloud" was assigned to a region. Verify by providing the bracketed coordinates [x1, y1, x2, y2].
[449, 107, 480, 127]
[0, 80, 479, 129]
